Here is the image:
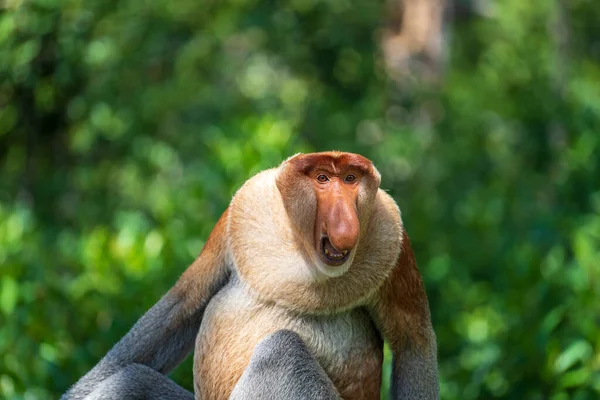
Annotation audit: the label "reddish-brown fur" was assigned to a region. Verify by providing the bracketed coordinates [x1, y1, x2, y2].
[369, 229, 435, 353]
[170, 209, 230, 311]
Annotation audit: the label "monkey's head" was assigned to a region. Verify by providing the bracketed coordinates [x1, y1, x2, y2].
[276, 152, 381, 278]
[230, 151, 400, 313]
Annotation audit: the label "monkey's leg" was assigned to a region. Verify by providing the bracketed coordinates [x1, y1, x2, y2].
[230, 330, 341, 400]
[83, 363, 193, 400]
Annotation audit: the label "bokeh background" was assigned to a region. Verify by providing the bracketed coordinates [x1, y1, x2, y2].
[1, 0, 599, 398]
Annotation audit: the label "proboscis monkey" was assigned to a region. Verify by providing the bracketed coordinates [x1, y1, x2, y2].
[63, 152, 439, 400]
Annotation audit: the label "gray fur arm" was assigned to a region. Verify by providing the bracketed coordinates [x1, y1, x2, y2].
[369, 230, 440, 399]
[390, 331, 439, 400]
[62, 210, 231, 399]
[62, 292, 210, 400]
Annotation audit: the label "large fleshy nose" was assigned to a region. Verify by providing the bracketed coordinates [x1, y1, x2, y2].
[326, 197, 359, 252]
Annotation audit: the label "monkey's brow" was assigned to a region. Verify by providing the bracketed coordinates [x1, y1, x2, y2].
[330, 161, 338, 174]
[296, 154, 372, 175]
[311, 163, 369, 174]
[336, 162, 372, 175]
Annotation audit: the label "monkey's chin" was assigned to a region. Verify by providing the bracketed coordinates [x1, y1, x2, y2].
[313, 255, 354, 279]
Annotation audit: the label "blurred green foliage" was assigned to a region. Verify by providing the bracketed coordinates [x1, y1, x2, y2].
[1, 0, 599, 399]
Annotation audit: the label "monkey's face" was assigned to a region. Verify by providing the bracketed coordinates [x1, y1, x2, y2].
[277, 152, 381, 278]
[233, 152, 398, 312]
[312, 166, 361, 269]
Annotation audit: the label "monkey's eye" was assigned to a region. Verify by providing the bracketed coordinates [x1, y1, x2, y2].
[316, 174, 329, 183]
[345, 174, 356, 183]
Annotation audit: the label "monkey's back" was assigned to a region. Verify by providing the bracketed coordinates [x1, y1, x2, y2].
[193, 279, 383, 400]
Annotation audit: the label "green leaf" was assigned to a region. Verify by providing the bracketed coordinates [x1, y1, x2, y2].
[0, 277, 18, 315]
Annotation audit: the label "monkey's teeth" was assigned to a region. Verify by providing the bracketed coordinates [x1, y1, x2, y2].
[322, 239, 350, 263]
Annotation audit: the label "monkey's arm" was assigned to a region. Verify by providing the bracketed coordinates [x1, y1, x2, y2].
[62, 210, 231, 400]
[369, 230, 439, 400]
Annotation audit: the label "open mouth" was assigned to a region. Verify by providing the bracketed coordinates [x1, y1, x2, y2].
[320, 236, 350, 266]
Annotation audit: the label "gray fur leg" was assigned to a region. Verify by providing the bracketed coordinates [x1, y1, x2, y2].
[85, 363, 193, 400]
[230, 330, 341, 400]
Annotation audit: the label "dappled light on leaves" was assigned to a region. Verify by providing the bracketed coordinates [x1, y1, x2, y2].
[0, 0, 599, 399]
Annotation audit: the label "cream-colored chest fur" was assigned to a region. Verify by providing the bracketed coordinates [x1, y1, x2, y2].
[193, 280, 383, 400]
